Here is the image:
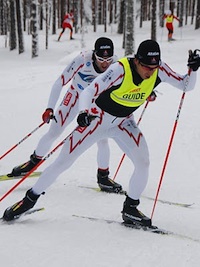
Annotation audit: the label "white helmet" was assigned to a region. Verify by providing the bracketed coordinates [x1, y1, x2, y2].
[165, 10, 172, 15]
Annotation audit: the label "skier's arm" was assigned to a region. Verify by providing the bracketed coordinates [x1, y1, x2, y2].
[47, 53, 84, 110]
[158, 61, 197, 92]
[173, 15, 180, 22]
[163, 14, 167, 20]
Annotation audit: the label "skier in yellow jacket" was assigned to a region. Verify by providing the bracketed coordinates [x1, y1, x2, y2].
[163, 10, 180, 41]
[3, 40, 200, 228]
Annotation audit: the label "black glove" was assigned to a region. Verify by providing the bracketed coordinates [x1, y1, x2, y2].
[77, 111, 92, 127]
[77, 111, 99, 127]
[187, 49, 200, 71]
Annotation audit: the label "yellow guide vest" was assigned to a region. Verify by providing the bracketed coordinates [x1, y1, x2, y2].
[110, 58, 158, 107]
[166, 15, 173, 23]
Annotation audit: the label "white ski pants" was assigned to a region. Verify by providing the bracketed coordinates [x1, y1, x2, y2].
[33, 103, 150, 200]
[35, 86, 110, 170]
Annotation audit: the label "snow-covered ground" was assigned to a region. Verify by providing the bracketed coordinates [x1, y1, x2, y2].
[0, 20, 200, 267]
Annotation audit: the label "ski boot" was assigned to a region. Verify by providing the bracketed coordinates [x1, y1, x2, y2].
[3, 189, 40, 221]
[8, 152, 42, 177]
[122, 196, 152, 227]
[97, 169, 123, 194]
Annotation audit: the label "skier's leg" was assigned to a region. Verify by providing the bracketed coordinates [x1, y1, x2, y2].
[58, 28, 65, 41]
[109, 118, 151, 226]
[96, 138, 123, 193]
[10, 89, 79, 176]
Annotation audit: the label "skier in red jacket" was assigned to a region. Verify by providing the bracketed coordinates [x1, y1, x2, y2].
[163, 10, 180, 41]
[58, 10, 74, 41]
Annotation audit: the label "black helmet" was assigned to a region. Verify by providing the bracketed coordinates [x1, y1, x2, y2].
[94, 37, 114, 57]
[136, 40, 161, 65]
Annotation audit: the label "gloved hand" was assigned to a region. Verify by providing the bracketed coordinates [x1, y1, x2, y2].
[147, 91, 157, 102]
[42, 108, 57, 123]
[77, 111, 99, 127]
[77, 111, 92, 127]
[187, 49, 200, 71]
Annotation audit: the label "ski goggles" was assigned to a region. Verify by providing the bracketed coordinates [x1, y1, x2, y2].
[139, 61, 159, 71]
[95, 54, 113, 63]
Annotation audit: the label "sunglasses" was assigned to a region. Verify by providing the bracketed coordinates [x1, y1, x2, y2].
[95, 54, 113, 63]
[139, 61, 159, 71]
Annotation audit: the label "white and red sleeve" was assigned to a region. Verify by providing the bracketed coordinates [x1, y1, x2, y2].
[47, 53, 84, 109]
[158, 61, 197, 92]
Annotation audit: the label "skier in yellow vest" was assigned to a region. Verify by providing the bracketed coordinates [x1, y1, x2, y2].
[3, 40, 200, 228]
[163, 10, 180, 41]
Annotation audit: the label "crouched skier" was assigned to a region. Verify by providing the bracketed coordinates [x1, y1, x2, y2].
[7, 37, 123, 194]
[3, 41, 199, 226]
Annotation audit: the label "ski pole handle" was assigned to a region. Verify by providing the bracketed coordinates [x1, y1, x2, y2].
[0, 122, 46, 160]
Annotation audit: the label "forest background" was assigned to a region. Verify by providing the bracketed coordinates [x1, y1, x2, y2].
[0, 0, 200, 58]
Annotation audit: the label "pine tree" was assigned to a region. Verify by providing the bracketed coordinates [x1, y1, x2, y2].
[52, 0, 56, 34]
[124, 0, 134, 56]
[9, 0, 17, 51]
[16, 0, 24, 54]
[151, 0, 157, 40]
[31, 0, 38, 58]
[117, 0, 124, 34]
[195, 0, 200, 29]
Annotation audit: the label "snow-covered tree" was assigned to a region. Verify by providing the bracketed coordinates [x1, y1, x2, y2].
[16, 0, 24, 54]
[195, 0, 200, 29]
[9, 0, 17, 51]
[124, 0, 134, 56]
[117, 0, 124, 34]
[31, 0, 38, 58]
[151, 0, 157, 40]
[52, 0, 56, 34]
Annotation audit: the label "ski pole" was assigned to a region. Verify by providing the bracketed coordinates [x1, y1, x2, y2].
[0, 122, 46, 160]
[151, 67, 192, 220]
[112, 100, 150, 181]
[0, 125, 81, 203]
